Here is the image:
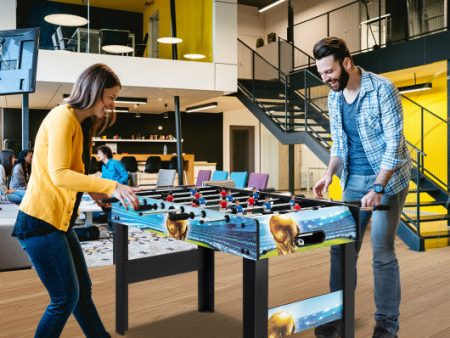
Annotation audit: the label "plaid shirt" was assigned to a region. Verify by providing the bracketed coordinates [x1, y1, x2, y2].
[328, 68, 412, 196]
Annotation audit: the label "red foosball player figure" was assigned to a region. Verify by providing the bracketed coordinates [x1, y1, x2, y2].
[247, 195, 255, 207]
[166, 192, 174, 202]
[293, 203, 301, 211]
[219, 197, 228, 210]
[220, 189, 227, 198]
[194, 191, 201, 199]
[192, 199, 199, 207]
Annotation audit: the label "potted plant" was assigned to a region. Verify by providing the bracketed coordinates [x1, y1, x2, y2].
[256, 37, 264, 48]
[267, 32, 277, 43]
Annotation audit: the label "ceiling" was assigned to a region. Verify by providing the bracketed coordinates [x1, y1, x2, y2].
[237, 0, 275, 8]
[382, 61, 447, 85]
[48, 0, 276, 13]
[48, 0, 148, 13]
[0, 82, 243, 116]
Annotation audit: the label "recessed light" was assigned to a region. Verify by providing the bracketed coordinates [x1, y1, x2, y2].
[184, 53, 206, 60]
[157, 37, 183, 44]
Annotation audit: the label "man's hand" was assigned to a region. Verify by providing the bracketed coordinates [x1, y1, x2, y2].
[361, 190, 382, 208]
[313, 174, 332, 198]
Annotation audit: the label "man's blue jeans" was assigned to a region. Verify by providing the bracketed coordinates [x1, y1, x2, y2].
[330, 175, 408, 336]
[18, 229, 110, 338]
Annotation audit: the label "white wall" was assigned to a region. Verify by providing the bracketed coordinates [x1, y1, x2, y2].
[223, 107, 261, 174]
[300, 144, 327, 189]
[0, 0, 16, 30]
[36, 50, 236, 92]
[237, 4, 265, 48]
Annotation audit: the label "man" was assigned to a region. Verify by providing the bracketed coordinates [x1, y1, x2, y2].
[312, 37, 411, 338]
[97, 145, 129, 185]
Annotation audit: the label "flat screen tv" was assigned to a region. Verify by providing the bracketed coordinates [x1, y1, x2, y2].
[0, 27, 40, 95]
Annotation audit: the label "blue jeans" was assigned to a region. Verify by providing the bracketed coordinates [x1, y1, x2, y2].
[18, 229, 110, 338]
[7, 189, 25, 204]
[330, 175, 408, 335]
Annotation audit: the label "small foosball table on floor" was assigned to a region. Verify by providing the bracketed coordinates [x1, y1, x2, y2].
[110, 185, 362, 338]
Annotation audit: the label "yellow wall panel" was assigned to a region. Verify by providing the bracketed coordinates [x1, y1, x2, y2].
[143, 0, 213, 62]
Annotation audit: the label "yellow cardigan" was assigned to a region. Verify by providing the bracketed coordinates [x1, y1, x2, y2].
[20, 104, 117, 231]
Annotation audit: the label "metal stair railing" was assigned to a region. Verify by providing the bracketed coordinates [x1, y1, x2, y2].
[403, 141, 427, 235]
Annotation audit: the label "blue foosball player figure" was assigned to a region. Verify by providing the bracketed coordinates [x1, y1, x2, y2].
[263, 196, 272, 213]
[226, 189, 234, 202]
[252, 187, 260, 200]
[234, 199, 244, 214]
[197, 192, 206, 207]
[190, 188, 197, 195]
[289, 194, 296, 207]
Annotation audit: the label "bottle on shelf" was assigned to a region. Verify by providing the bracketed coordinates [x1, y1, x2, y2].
[163, 144, 168, 155]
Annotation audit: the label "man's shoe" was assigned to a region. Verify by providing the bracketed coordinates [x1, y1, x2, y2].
[372, 327, 398, 338]
[314, 320, 341, 338]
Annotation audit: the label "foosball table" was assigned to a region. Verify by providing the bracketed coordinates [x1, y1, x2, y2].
[110, 184, 361, 338]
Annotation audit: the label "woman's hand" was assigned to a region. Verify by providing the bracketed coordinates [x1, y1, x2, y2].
[89, 192, 111, 208]
[113, 184, 140, 210]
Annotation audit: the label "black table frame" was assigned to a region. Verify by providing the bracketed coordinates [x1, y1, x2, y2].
[114, 222, 356, 338]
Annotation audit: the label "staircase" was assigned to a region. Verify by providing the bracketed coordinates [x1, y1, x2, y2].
[237, 38, 450, 251]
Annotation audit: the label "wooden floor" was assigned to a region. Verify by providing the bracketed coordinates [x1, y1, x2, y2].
[1, 234, 450, 338]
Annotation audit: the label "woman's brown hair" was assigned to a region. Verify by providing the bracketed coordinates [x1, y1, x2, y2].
[66, 63, 121, 135]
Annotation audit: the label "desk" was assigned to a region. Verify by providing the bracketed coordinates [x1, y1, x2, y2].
[69, 28, 135, 56]
[111, 153, 195, 185]
[0, 203, 31, 270]
[79, 197, 103, 227]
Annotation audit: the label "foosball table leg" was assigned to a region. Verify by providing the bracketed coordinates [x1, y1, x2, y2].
[115, 222, 129, 335]
[342, 242, 356, 338]
[198, 246, 215, 312]
[243, 258, 269, 338]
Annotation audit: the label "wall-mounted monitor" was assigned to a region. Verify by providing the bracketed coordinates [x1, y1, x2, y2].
[0, 27, 40, 95]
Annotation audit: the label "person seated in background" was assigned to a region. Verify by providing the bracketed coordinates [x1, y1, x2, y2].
[97, 145, 128, 185]
[10, 149, 33, 191]
[0, 149, 26, 204]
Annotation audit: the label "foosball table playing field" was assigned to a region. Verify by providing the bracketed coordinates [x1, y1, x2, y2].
[109, 184, 364, 338]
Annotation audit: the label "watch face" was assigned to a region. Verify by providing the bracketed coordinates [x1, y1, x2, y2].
[374, 184, 384, 193]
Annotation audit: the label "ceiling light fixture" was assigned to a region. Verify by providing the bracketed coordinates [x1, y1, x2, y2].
[185, 102, 218, 113]
[157, 37, 183, 44]
[114, 97, 148, 105]
[398, 73, 433, 94]
[44, 14, 88, 27]
[101, 45, 134, 54]
[183, 53, 206, 60]
[163, 112, 169, 119]
[135, 112, 141, 118]
[113, 107, 130, 113]
[258, 0, 286, 13]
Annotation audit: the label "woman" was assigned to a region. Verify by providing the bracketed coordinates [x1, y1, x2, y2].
[97, 145, 129, 185]
[0, 149, 26, 204]
[10, 149, 33, 191]
[12, 63, 139, 338]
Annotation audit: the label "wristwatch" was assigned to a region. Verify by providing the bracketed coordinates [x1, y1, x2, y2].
[373, 183, 385, 194]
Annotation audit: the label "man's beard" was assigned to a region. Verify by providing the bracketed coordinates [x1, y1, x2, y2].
[328, 64, 349, 92]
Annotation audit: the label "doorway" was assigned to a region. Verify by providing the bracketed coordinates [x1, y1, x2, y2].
[230, 126, 255, 173]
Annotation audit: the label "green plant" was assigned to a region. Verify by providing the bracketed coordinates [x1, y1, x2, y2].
[267, 32, 277, 43]
[256, 37, 265, 48]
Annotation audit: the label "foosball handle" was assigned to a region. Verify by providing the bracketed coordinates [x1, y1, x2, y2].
[168, 212, 196, 221]
[100, 197, 119, 204]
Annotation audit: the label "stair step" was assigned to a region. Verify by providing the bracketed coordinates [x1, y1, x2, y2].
[406, 214, 450, 222]
[270, 113, 305, 118]
[404, 201, 448, 207]
[408, 188, 441, 194]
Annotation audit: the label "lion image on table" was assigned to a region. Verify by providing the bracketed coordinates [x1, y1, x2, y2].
[268, 311, 295, 338]
[166, 218, 189, 240]
[269, 214, 300, 255]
